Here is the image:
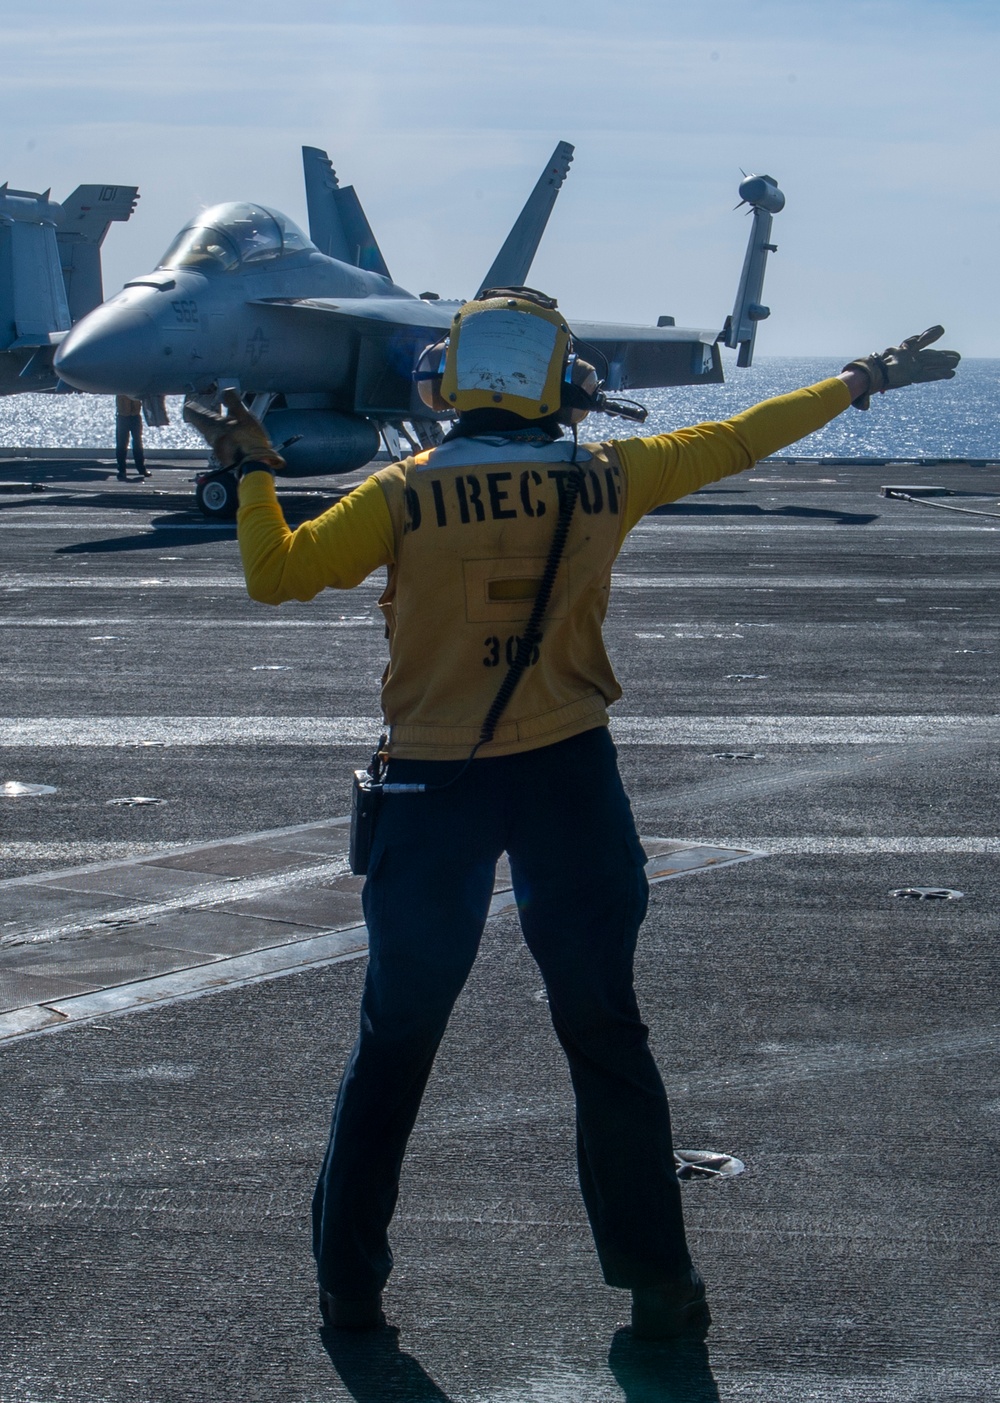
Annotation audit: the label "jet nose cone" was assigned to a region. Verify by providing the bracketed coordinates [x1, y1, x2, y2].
[54, 291, 159, 394]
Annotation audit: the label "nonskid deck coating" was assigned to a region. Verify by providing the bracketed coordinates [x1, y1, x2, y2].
[2, 451, 999, 1400]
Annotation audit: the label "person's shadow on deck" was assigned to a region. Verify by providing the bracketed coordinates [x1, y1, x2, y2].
[321, 1325, 455, 1402]
[322, 1323, 722, 1402]
[608, 1329, 722, 1402]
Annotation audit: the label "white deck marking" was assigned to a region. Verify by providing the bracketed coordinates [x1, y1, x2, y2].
[2, 842, 165, 864]
[0, 717, 377, 745]
[1, 715, 997, 747]
[610, 715, 1000, 744]
[713, 836, 1000, 854]
[0, 522, 218, 531]
[2, 571, 993, 592]
[0, 618, 378, 629]
[7, 836, 999, 866]
[629, 520, 1000, 534]
[0, 616, 984, 634]
[611, 573, 997, 590]
[7, 518, 999, 537]
[6, 832, 995, 874]
[0, 575, 381, 590]
[0, 575, 245, 589]
[0, 816, 352, 884]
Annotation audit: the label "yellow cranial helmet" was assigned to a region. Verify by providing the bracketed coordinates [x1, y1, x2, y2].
[437, 288, 572, 420]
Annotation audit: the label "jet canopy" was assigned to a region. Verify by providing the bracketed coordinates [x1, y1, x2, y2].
[158, 203, 314, 272]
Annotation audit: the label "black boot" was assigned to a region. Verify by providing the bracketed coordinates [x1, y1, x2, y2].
[631, 1267, 711, 1340]
[318, 1287, 386, 1331]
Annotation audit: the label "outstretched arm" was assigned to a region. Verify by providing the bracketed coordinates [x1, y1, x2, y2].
[615, 326, 960, 534]
[614, 377, 851, 531]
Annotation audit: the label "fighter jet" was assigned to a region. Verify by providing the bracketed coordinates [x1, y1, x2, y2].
[0, 182, 139, 394]
[54, 144, 784, 518]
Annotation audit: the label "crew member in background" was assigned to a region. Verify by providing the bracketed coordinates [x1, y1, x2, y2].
[184, 298, 958, 1342]
[115, 394, 148, 480]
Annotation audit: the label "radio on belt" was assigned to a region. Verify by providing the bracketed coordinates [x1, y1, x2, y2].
[349, 734, 426, 876]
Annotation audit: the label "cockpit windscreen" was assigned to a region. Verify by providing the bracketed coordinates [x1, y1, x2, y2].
[158, 203, 315, 272]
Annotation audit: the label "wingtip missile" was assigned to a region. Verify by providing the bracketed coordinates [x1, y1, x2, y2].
[735, 174, 785, 215]
[725, 173, 786, 367]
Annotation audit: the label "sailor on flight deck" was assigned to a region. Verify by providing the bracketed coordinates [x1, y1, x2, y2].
[185, 292, 959, 1340]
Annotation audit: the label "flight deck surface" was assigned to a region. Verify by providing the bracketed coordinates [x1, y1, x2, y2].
[1, 454, 998, 1401]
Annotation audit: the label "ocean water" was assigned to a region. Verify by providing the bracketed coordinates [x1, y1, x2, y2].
[1, 358, 997, 459]
[0, 392, 203, 452]
[587, 357, 1000, 460]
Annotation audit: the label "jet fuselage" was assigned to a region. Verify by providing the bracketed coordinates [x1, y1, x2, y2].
[50, 156, 782, 510]
[54, 248, 422, 402]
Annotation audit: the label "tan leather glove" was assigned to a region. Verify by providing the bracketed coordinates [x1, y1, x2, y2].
[183, 389, 285, 470]
[842, 326, 960, 410]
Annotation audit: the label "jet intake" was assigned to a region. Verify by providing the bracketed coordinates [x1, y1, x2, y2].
[263, 408, 380, 476]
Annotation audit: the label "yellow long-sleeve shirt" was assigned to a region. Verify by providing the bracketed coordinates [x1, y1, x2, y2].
[237, 376, 850, 758]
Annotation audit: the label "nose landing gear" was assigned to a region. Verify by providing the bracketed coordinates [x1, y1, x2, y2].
[194, 467, 239, 519]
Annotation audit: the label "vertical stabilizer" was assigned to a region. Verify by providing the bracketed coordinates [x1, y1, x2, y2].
[302, 146, 391, 279]
[0, 186, 71, 350]
[56, 184, 139, 322]
[476, 140, 574, 298]
[303, 147, 351, 263]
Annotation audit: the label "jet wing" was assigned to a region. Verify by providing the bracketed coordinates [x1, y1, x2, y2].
[253, 298, 723, 414]
[253, 296, 457, 416]
[256, 295, 458, 335]
[567, 320, 724, 389]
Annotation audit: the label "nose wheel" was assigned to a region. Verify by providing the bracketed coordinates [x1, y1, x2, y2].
[195, 468, 239, 519]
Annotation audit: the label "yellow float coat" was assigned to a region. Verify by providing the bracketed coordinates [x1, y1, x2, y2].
[237, 377, 851, 759]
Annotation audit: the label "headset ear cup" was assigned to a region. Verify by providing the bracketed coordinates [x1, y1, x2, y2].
[558, 357, 600, 425]
[414, 339, 451, 413]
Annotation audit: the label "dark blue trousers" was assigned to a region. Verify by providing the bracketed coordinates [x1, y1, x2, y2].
[312, 726, 692, 1295]
[115, 414, 144, 472]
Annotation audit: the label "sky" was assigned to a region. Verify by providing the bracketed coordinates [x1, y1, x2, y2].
[3, 0, 998, 357]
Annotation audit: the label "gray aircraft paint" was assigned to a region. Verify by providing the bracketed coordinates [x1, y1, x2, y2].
[53, 144, 784, 494]
[0, 182, 138, 394]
